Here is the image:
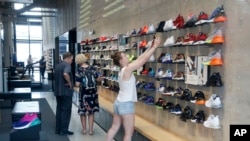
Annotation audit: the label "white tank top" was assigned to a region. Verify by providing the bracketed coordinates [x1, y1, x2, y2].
[117, 67, 137, 102]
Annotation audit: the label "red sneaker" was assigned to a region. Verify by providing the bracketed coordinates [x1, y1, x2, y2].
[193, 32, 207, 45]
[141, 69, 149, 75]
[173, 14, 184, 29]
[195, 12, 209, 25]
[139, 40, 147, 48]
[182, 33, 196, 45]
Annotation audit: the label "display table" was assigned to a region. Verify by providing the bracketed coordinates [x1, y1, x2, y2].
[12, 87, 32, 101]
[11, 101, 41, 122]
[10, 101, 42, 141]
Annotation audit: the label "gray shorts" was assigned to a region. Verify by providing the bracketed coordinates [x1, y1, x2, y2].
[113, 100, 135, 115]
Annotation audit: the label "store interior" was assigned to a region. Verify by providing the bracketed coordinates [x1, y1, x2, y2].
[1, 0, 250, 141]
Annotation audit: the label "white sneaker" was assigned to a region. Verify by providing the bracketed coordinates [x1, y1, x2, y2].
[205, 94, 222, 108]
[148, 55, 155, 62]
[163, 36, 175, 47]
[146, 40, 153, 48]
[163, 19, 174, 31]
[203, 115, 221, 129]
[147, 24, 155, 34]
[155, 68, 164, 78]
[162, 69, 173, 79]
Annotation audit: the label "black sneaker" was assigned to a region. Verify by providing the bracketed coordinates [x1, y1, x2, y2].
[156, 21, 166, 32]
[180, 106, 193, 122]
[206, 72, 223, 87]
[190, 91, 205, 103]
[180, 89, 192, 101]
[162, 102, 174, 111]
[191, 110, 205, 123]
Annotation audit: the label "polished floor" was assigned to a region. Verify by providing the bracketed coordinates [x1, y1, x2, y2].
[31, 72, 109, 141]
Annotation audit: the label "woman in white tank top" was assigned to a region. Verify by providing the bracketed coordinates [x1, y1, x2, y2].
[106, 36, 161, 141]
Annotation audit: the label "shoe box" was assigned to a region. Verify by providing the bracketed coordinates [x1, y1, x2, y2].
[185, 56, 209, 85]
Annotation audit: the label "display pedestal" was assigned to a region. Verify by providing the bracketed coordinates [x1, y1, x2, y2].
[10, 124, 41, 141]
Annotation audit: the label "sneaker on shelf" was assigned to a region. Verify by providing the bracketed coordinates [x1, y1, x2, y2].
[140, 25, 149, 35]
[137, 27, 142, 35]
[139, 40, 147, 48]
[144, 96, 155, 105]
[155, 98, 165, 109]
[148, 68, 156, 77]
[158, 84, 166, 93]
[174, 87, 184, 98]
[163, 19, 174, 31]
[190, 91, 205, 104]
[157, 53, 165, 63]
[173, 14, 184, 29]
[162, 69, 174, 80]
[191, 110, 205, 123]
[205, 94, 222, 108]
[182, 33, 196, 45]
[163, 36, 175, 47]
[180, 89, 193, 101]
[180, 106, 193, 122]
[162, 86, 175, 96]
[156, 21, 166, 32]
[183, 13, 197, 28]
[207, 5, 226, 23]
[172, 71, 185, 80]
[162, 102, 175, 111]
[193, 32, 207, 45]
[130, 29, 137, 36]
[195, 12, 209, 25]
[175, 36, 184, 45]
[148, 54, 155, 62]
[205, 28, 224, 44]
[173, 53, 185, 63]
[162, 53, 173, 64]
[202, 50, 223, 66]
[155, 68, 164, 78]
[145, 40, 153, 48]
[147, 24, 155, 34]
[206, 72, 223, 87]
[144, 82, 155, 91]
[203, 115, 221, 129]
[141, 68, 149, 75]
[170, 104, 182, 115]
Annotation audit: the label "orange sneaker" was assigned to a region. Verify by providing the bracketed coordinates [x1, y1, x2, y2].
[205, 28, 224, 44]
[202, 50, 223, 66]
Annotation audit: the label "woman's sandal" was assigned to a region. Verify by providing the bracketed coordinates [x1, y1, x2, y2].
[82, 130, 87, 134]
[89, 131, 94, 135]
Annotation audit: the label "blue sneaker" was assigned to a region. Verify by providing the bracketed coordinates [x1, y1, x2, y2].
[148, 68, 155, 77]
[162, 53, 172, 63]
[144, 96, 154, 105]
[144, 82, 155, 91]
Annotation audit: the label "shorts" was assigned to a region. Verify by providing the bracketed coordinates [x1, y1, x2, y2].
[113, 100, 135, 115]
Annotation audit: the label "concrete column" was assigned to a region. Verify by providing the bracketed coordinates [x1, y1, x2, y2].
[3, 21, 13, 67]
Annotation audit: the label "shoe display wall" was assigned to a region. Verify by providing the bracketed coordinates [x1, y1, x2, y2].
[79, 3, 226, 141]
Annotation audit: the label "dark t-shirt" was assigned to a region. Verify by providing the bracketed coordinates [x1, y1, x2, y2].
[54, 61, 73, 96]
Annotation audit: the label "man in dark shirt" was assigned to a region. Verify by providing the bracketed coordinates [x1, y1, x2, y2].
[54, 52, 74, 135]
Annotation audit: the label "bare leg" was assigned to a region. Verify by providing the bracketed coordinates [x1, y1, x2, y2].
[80, 115, 87, 134]
[88, 114, 94, 135]
[105, 114, 122, 141]
[122, 114, 135, 141]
